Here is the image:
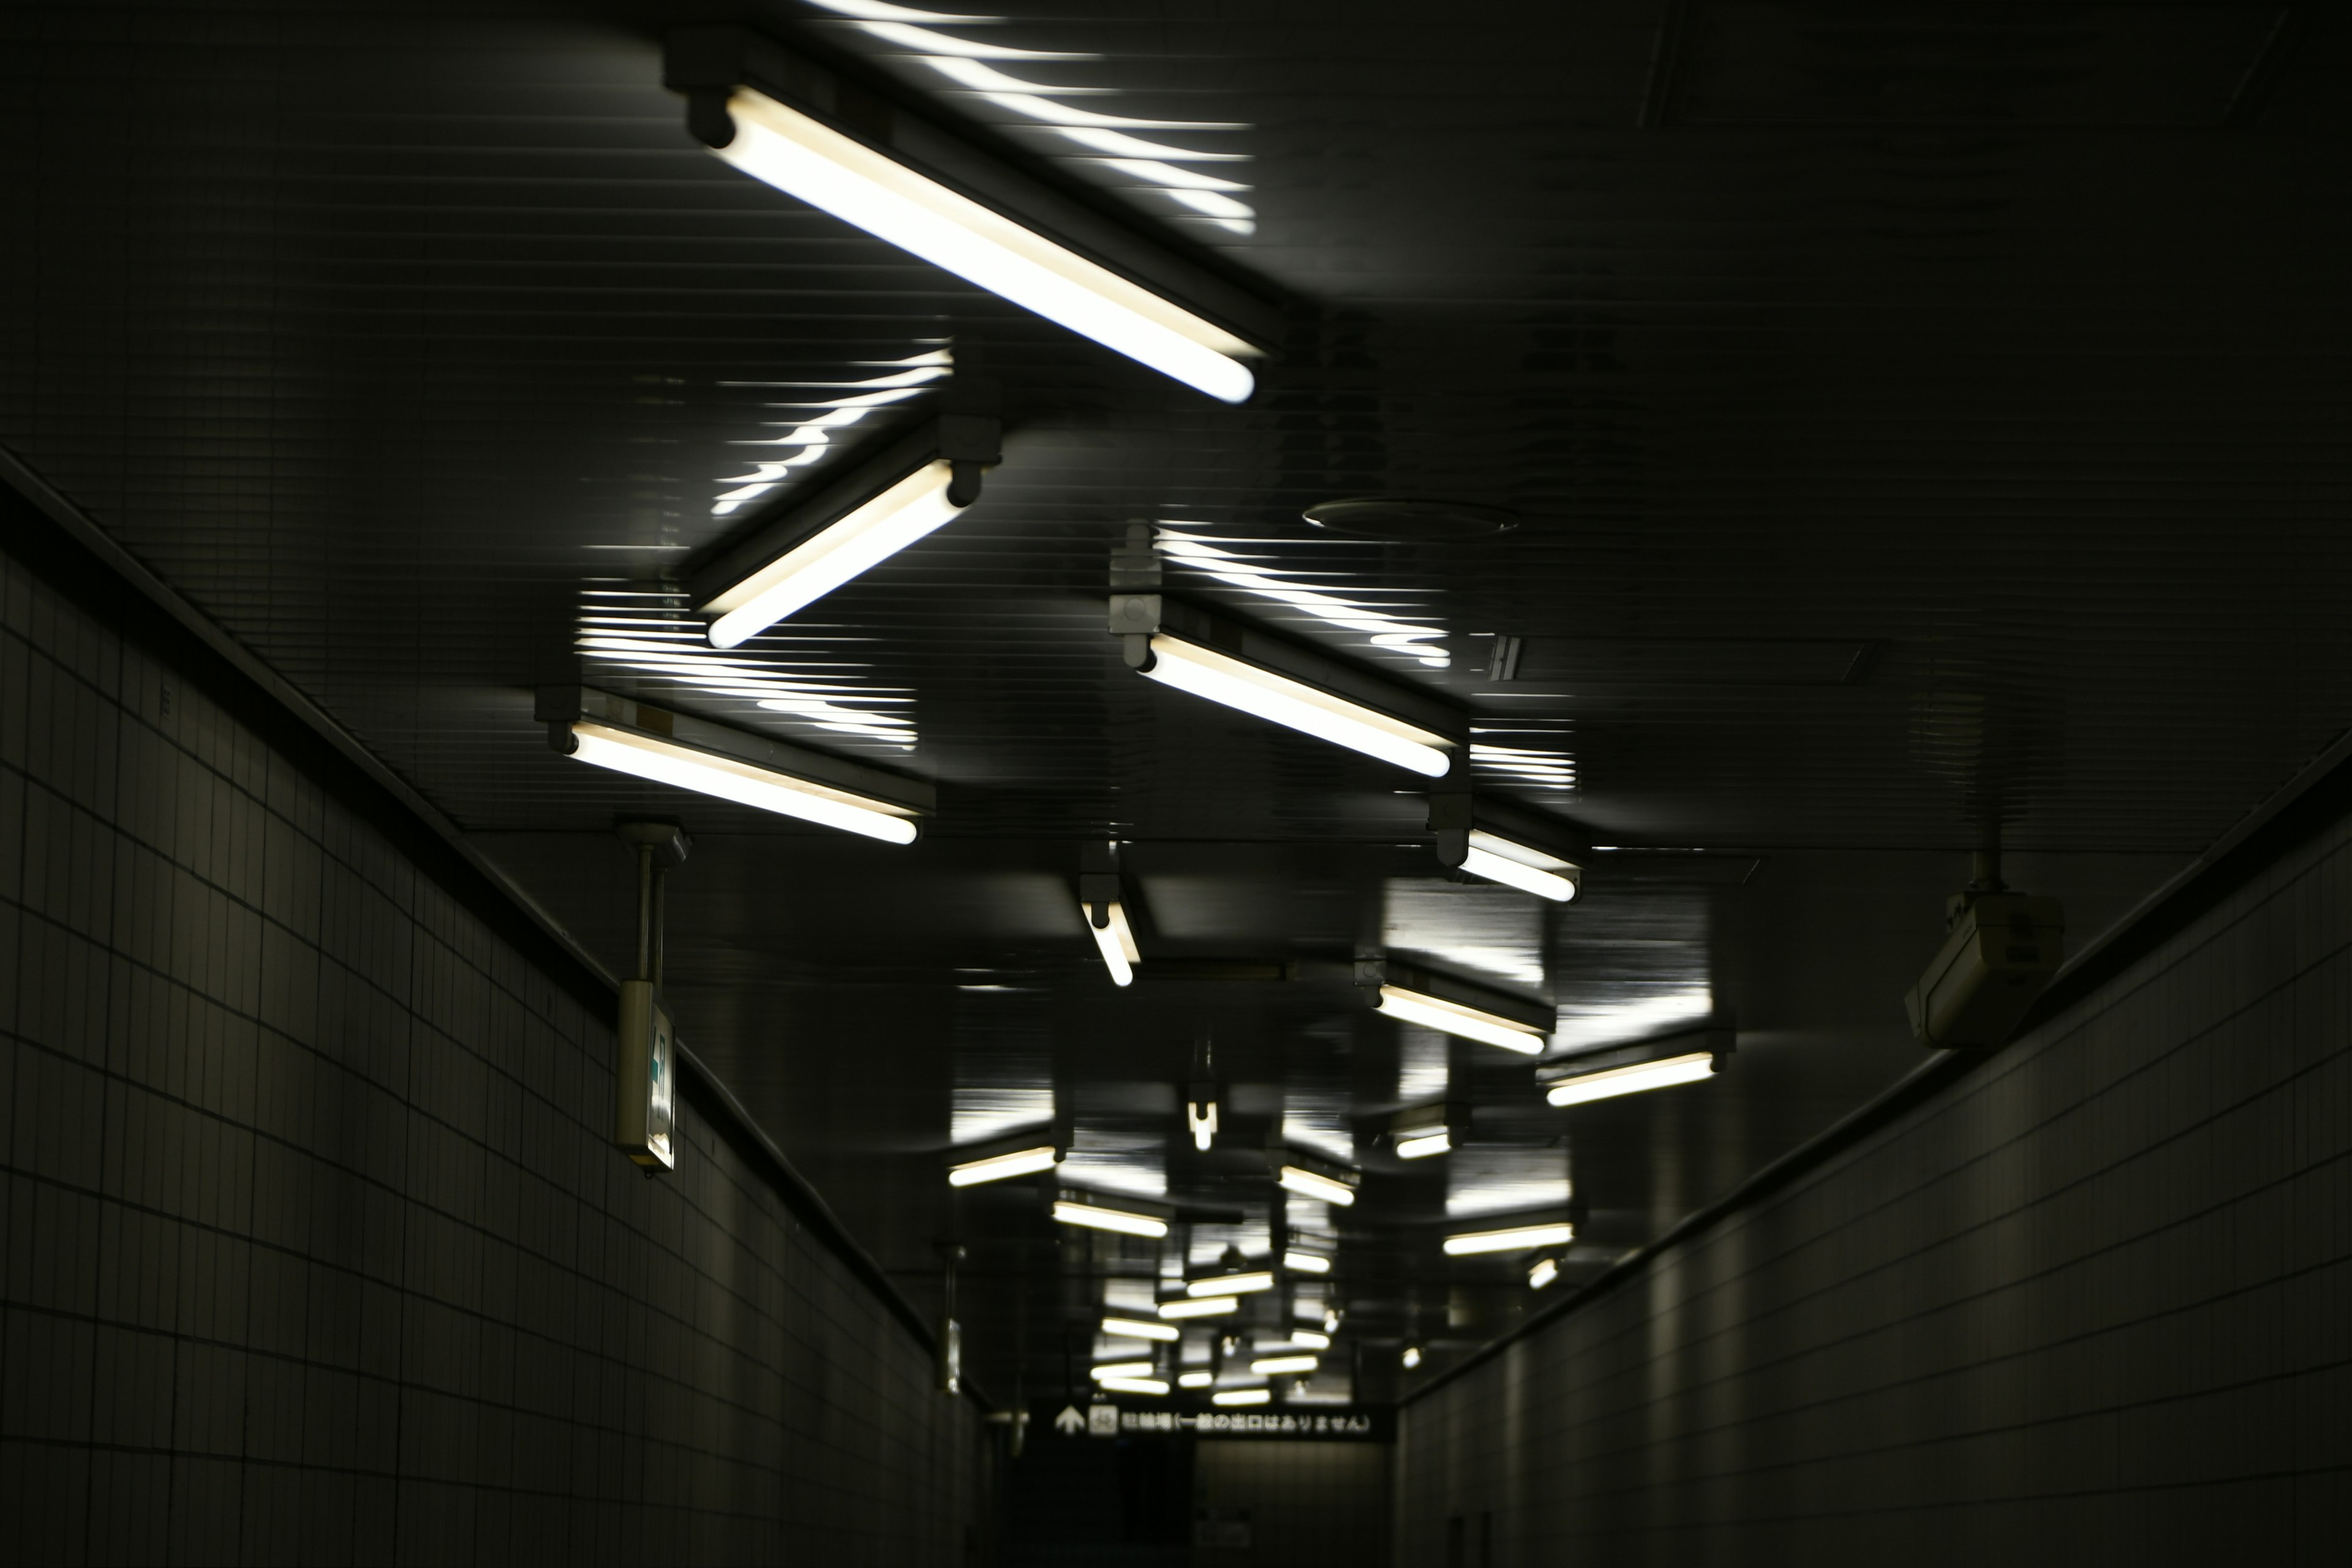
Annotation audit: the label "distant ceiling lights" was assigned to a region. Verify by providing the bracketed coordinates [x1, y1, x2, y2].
[664, 26, 1265, 402]
[1101, 1377, 1171, 1396]
[946, 1144, 1061, 1186]
[1250, 1354, 1318, 1376]
[1053, 1191, 1172, 1239]
[1158, 1297, 1238, 1320]
[1390, 1101, 1468, 1161]
[1443, 1219, 1577, 1257]
[1284, 1329, 1332, 1350]
[1078, 840, 1140, 987]
[1110, 597, 1463, 778]
[1360, 958, 1553, 1055]
[1274, 1163, 1359, 1208]
[1178, 1371, 1215, 1389]
[537, 685, 932, 845]
[1538, 1025, 1735, 1109]
[690, 417, 1000, 649]
[1428, 793, 1586, 903]
[1186, 1095, 1219, 1152]
[1102, 1316, 1180, 1343]
[1091, 1361, 1156, 1381]
[1400, 1346, 1423, 1370]
[1281, 1247, 1332, 1276]
[1212, 1389, 1272, 1407]
[1186, 1271, 1275, 1298]
[1527, 1257, 1560, 1290]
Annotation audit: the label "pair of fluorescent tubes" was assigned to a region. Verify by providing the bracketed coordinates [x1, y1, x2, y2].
[946, 1144, 1060, 1187]
[1053, 1199, 1169, 1239]
[1443, 1220, 1575, 1257]
[1375, 984, 1550, 1055]
[1459, 829, 1580, 903]
[1544, 1051, 1717, 1106]
[1187, 1271, 1273, 1298]
[1134, 633, 1455, 779]
[1274, 1165, 1357, 1207]
[1085, 900, 1140, 986]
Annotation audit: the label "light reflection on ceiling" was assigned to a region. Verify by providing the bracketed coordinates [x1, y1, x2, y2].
[711, 349, 952, 518]
[1382, 878, 1548, 990]
[801, 0, 1261, 235]
[1158, 526, 1452, 668]
[1550, 987, 1717, 1055]
[1445, 1145, 1571, 1221]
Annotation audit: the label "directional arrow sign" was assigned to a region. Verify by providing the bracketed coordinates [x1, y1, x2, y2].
[1054, 1405, 1085, 1436]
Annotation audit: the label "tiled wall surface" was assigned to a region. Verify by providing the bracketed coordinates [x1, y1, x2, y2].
[1191, 1439, 1389, 1566]
[0, 537, 990, 1562]
[1396, 807, 2352, 1563]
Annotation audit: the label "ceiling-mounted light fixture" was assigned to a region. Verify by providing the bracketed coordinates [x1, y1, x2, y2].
[1359, 957, 1552, 1055]
[1269, 1146, 1361, 1208]
[1053, 1190, 1172, 1239]
[1400, 1346, 1423, 1370]
[664, 26, 1272, 402]
[1109, 595, 1464, 778]
[1212, 1388, 1272, 1407]
[537, 685, 932, 844]
[1185, 1270, 1275, 1298]
[690, 415, 1000, 649]
[1091, 1361, 1156, 1381]
[1078, 840, 1141, 987]
[1428, 791, 1588, 903]
[1158, 1296, 1238, 1320]
[1389, 1101, 1469, 1161]
[1177, 1370, 1214, 1389]
[1283, 1329, 1332, 1351]
[1185, 1038, 1221, 1152]
[1539, 1025, 1735, 1108]
[1527, 1256, 1561, 1289]
[1443, 1218, 1576, 1256]
[1281, 1246, 1332, 1276]
[946, 1144, 1061, 1188]
[1250, 1354, 1318, 1376]
[1102, 1316, 1181, 1343]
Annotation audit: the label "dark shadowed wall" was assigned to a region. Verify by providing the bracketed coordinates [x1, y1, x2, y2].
[0, 505, 992, 1563]
[1395, 782, 2352, 1564]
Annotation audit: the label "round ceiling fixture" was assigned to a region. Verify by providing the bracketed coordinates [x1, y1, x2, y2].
[1300, 497, 1520, 541]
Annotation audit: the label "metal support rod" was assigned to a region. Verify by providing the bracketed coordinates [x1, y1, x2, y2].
[650, 863, 668, 990]
[635, 844, 655, 982]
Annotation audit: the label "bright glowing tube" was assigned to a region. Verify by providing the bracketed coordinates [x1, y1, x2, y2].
[1284, 1330, 1332, 1350]
[1401, 1346, 1422, 1369]
[1186, 1099, 1218, 1151]
[1137, 635, 1453, 777]
[1376, 986, 1547, 1054]
[1460, 835, 1579, 903]
[1395, 1131, 1452, 1160]
[1092, 1361, 1155, 1380]
[1177, 1370, 1214, 1389]
[1187, 1271, 1274, 1298]
[1444, 1221, 1575, 1257]
[1085, 899, 1140, 987]
[1281, 1250, 1331, 1275]
[1544, 1053, 1717, 1107]
[1102, 1316, 1180, 1343]
[1251, 1354, 1317, 1375]
[1212, 1388, 1271, 1407]
[1158, 1296, 1237, 1320]
[1053, 1200, 1169, 1239]
[946, 1145, 1060, 1186]
[712, 88, 1256, 402]
[1528, 1257, 1560, 1289]
[566, 722, 919, 843]
[1099, 1376, 1170, 1396]
[706, 461, 963, 648]
[1276, 1166, 1357, 1207]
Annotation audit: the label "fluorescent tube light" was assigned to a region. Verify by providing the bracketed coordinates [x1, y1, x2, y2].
[1281, 1250, 1331, 1275]
[1054, 1200, 1169, 1239]
[1444, 1221, 1575, 1257]
[1099, 1377, 1170, 1396]
[946, 1145, 1060, 1186]
[1395, 1131, 1452, 1160]
[1281, 1330, 1332, 1351]
[1137, 634, 1453, 777]
[704, 461, 962, 647]
[1092, 1361, 1155, 1381]
[1461, 835, 1579, 903]
[1159, 1297, 1238, 1320]
[707, 87, 1256, 403]
[1212, 1389, 1271, 1407]
[1085, 899, 1140, 987]
[1188, 1272, 1274, 1298]
[1187, 1098, 1218, 1151]
[1544, 1052, 1716, 1107]
[1400, 1346, 1422, 1370]
[1276, 1166, 1357, 1207]
[1322, 1308, 1340, 1333]
[1377, 986, 1547, 1054]
[1178, 1371, 1214, 1389]
[1528, 1257, 1559, 1289]
[1251, 1355, 1317, 1376]
[1102, 1317, 1180, 1343]
[567, 722, 918, 843]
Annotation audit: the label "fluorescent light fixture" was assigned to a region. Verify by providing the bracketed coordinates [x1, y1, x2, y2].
[1212, 1389, 1271, 1407]
[1461, 834, 1580, 903]
[705, 461, 959, 647]
[1102, 1317, 1181, 1343]
[1545, 1052, 1716, 1106]
[947, 1145, 1059, 1186]
[1159, 1297, 1238, 1320]
[1135, 634, 1453, 777]
[1276, 1166, 1357, 1207]
[1528, 1256, 1560, 1289]
[695, 85, 1256, 402]
[1178, 1371, 1214, 1389]
[1099, 1377, 1170, 1396]
[1322, 1308, 1340, 1333]
[1282, 1330, 1332, 1351]
[538, 685, 930, 845]
[1054, 1198, 1170, 1239]
[1187, 1098, 1218, 1151]
[1281, 1249, 1332, 1275]
[1084, 899, 1140, 987]
[1401, 1346, 1423, 1370]
[1444, 1221, 1576, 1257]
[1377, 986, 1548, 1054]
[1251, 1355, 1317, 1376]
[1188, 1271, 1274, 1298]
[1092, 1361, 1155, 1381]
[1395, 1131, 1452, 1159]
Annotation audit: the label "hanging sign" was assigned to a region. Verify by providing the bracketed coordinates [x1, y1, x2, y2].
[1040, 1401, 1393, 1442]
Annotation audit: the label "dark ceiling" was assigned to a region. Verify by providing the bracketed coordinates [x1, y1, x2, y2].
[7, 0, 2350, 1407]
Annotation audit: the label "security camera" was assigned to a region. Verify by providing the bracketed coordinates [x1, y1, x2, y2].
[1904, 854, 2064, 1049]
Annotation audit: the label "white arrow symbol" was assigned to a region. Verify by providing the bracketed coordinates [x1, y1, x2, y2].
[1054, 1405, 1085, 1435]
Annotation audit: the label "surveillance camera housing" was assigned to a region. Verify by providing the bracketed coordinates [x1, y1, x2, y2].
[1905, 892, 2065, 1049]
